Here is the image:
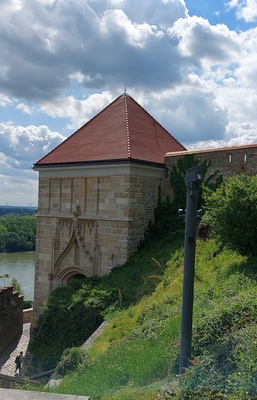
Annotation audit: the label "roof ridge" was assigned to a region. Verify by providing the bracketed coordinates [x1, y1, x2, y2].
[124, 94, 131, 158]
[34, 92, 186, 167]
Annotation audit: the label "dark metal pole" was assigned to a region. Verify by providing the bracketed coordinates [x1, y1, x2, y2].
[179, 166, 202, 375]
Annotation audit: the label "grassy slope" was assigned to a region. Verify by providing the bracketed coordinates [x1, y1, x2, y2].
[44, 237, 257, 399]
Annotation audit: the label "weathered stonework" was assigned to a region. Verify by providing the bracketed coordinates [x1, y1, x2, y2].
[33, 143, 257, 323]
[0, 286, 23, 353]
[33, 162, 166, 321]
[165, 144, 257, 179]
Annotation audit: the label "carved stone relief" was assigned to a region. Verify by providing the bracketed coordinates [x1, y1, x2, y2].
[52, 206, 100, 281]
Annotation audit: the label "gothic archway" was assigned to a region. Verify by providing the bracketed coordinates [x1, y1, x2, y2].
[56, 265, 92, 285]
[69, 273, 86, 281]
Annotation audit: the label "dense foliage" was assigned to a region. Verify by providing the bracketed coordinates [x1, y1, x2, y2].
[0, 215, 36, 252]
[203, 173, 257, 258]
[144, 154, 222, 242]
[45, 241, 257, 400]
[29, 279, 116, 369]
[28, 241, 173, 370]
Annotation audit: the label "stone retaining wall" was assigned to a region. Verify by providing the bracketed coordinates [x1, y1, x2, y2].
[0, 286, 23, 353]
[23, 308, 33, 324]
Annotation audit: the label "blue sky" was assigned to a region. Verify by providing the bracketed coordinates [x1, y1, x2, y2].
[1, 0, 257, 205]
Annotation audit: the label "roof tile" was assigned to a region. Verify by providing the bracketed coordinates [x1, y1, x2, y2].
[35, 93, 186, 166]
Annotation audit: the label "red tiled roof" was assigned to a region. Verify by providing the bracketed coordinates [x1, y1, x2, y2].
[34, 93, 186, 167]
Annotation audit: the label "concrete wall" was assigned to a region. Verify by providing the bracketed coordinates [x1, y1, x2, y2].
[0, 286, 23, 353]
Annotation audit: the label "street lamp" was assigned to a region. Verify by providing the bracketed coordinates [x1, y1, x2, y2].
[179, 166, 203, 375]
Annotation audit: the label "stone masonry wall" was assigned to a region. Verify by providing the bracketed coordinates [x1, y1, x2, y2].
[165, 144, 257, 179]
[33, 165, 163, 321]
[33, 144, 257, 324]
[0, 286, 23, 353]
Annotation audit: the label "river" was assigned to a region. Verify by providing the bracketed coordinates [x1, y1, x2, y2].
[0, 252, 35, 301]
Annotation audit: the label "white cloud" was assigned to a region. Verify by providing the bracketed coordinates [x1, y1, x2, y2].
[0, 0, 188, 100]
[88, 0, 188, 28]
[0, 94, 13, 107]
[190, 120, 257, 150]
[16, 103, 34, 115]
[0, 122, 65, 204]
[0, 173, 38, 206]
[227, 0, 257, 22]
[1, 0, 257, 204]
[170, 16, 241, 67]
[100, 9, 162, 48]
[39, 91, 114, 130]
[0, 123, 64, 168]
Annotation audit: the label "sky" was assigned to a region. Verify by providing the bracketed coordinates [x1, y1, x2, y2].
[1, 0, 257, 205]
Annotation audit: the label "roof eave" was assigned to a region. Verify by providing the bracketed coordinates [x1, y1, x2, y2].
[33, 158, 165, 171]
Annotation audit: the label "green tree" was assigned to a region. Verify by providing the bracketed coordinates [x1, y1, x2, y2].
[0, 224, 7, 251]
[0, 215, 36, 252]
[144, 154, 222, 242]
[170, 154, 222, 211]
[203, 174, 257, 258]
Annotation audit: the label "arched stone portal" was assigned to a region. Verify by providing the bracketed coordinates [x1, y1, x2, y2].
[68, 274, 87, 281]
[56, 266, 89, 286]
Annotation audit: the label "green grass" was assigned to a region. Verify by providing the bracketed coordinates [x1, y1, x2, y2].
[34, 237, 257, 399]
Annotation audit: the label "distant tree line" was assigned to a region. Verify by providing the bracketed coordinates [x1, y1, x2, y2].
[0, 205, 37, 216]
[0, 214, 36, 252]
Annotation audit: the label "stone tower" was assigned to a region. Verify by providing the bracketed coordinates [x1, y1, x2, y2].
[32, 93, 186, 320]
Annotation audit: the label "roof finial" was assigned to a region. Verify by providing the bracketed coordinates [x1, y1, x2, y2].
[124, 77, 126, 94]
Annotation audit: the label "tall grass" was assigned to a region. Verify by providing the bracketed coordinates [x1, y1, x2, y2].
[42, 238, 257, 399]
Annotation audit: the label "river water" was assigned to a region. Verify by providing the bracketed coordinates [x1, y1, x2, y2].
[0, 252, 35, 301]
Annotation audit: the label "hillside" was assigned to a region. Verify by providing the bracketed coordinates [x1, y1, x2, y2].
[34, 234, 257, 400]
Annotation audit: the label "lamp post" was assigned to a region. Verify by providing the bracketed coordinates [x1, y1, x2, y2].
[179, 166, 203, 375]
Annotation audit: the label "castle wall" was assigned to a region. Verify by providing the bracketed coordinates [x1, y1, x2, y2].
[0, 286, 23, 353]
[33, 162, 165, 321]
[33, 143, 257, 323]
[165, 144, 257, 178]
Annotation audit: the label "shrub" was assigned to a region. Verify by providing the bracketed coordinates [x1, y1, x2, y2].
[29, 279, 115, 369]
[144, 154, 222, 244]
[193, 296, 257, 354]
[23, 300, 33, 309]
[203, 174, 257, 258]
[226, 324, 257, 396]
[54, 347, 89, 378]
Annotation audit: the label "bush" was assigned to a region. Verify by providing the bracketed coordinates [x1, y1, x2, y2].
[23, 300, 33, 309]
[179, 324, 257, 399]
[144, 154, 222, 244]
[203, 174, 257, 258]
[28, 279, 116, 369]
[193, 296, 257, 354]
[54, 347, 89, 378]
[178, 292, 257, 398]
[227, 324, 257, 396]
